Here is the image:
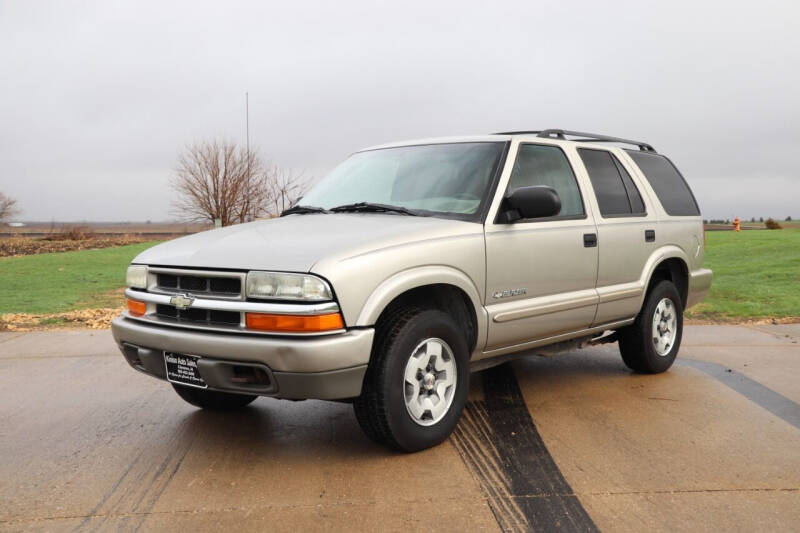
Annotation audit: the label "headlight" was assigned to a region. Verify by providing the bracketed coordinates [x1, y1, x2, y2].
[126, 265, 148, 289]
[246, 271, 333, 301]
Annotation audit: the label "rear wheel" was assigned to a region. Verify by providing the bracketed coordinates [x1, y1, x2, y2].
[354, 307, 469, 452]
[172, 384, 257, 410]
[618, 280, 683, 373]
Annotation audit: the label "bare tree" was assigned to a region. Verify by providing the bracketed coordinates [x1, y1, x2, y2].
[265, 165, 308, 216]
[171, 140, 310, 226]
[171, 140, 269, 226]
[0, 192, 20, 224]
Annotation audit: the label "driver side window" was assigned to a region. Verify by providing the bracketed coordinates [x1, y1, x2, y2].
[507, 144, 585, 218]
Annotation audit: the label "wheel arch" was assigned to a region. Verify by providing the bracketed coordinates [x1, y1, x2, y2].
[641, 247, 690, 310]
[356, 266, 487, 356]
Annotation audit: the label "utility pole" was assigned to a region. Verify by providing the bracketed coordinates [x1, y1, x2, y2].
[245, 92, 250, 172]
[245, 92, 251, 222]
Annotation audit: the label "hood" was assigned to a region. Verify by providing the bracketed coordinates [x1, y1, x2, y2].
[133, 214, 481, 272]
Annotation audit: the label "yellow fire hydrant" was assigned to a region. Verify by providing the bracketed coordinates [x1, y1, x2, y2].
[734, 217, 741, 232]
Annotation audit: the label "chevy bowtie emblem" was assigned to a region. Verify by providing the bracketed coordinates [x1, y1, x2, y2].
[170, 294, 195, 310]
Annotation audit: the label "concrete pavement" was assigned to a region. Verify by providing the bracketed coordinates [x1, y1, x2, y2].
[0, 325, 798, 532]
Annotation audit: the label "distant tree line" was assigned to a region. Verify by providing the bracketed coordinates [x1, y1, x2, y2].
[703, 216, 793, 225]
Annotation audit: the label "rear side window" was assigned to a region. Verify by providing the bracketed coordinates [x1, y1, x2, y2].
[507, 144, 585, 218]
[626, 150, 700, 216]
[578, 149, 645, 217]
[613, 158, 646, 214]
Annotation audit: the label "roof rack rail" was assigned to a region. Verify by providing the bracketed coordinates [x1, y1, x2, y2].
[493, 129, 656, 153]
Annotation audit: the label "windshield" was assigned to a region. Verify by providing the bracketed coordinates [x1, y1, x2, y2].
[300, 142, 506, 220]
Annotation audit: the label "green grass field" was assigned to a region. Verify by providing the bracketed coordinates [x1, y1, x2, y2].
[0, 242, 159, 314]
[686, 229, 800, 320]
[0, 231, 798, 321]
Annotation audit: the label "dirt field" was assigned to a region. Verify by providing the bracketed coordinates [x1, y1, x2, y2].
[0, 221, 206, 257]
[0, 307, 122, 331]
[0, 221, 211, 237]
[0, 236, 153, 257]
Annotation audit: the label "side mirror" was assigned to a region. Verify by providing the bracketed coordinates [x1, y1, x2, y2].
[500, 185, 561, 223]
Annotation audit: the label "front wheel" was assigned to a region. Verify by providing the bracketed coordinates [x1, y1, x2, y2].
[618, 280, 683, 373]
[353, 307, 469, 452]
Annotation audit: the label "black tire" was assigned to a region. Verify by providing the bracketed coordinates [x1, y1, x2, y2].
[353, 307, 470, 452]
[618, 280, 683, 373]
[172, 384, 257, 410]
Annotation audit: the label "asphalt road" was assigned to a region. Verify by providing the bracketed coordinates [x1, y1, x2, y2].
[1, 324, 798, 532]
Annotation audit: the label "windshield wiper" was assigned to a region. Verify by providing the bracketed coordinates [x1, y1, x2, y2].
[329, 202, 422, 216]
[280, 204, 331, 216]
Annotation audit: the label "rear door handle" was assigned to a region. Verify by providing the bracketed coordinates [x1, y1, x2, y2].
[583, 233, 597, 248]
[645, 229, 656, 242]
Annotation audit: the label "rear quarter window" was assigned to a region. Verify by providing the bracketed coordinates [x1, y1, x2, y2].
[625, 150, 700, 216]
[578, 148, 646, 217]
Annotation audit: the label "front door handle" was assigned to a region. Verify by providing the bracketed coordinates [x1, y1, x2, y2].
[583, 233, 597, 248]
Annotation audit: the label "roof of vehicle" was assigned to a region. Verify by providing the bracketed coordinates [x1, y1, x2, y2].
[362, 129, 657, 154]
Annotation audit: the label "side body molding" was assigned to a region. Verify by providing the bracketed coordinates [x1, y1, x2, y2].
[355, 266, 488, 358]
[593, 244, 692, 327]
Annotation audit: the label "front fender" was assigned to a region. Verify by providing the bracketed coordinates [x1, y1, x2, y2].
[355, 265, 488, 355]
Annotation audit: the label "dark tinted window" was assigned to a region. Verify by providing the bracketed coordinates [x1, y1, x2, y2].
[613, 157, 646, 214]
[626, 150, 700, 216]
[579, 149, 638, 216]
[507, 144, 584, 217]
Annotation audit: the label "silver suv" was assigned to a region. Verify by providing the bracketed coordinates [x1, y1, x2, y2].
[113, 129, 712, 452]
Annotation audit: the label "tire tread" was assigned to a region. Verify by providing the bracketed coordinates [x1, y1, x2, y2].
[353, 306, 421, 450]
[618, 280, 682, 374]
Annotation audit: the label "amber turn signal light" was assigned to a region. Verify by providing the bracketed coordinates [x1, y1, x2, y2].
[245, 312, 344, 333]
[126, 298, 147, 317]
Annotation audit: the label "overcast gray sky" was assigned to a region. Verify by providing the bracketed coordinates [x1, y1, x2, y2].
[1, 0, 798, 221]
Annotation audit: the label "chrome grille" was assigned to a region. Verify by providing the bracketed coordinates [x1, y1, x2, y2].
[149, 268, 245, 300]
[156, 273, 241, 295]
[123, 287, 344, 336]
[155, 304, 241, 325]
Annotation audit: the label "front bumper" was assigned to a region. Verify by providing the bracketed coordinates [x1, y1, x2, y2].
[111, 315, 374, 400]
